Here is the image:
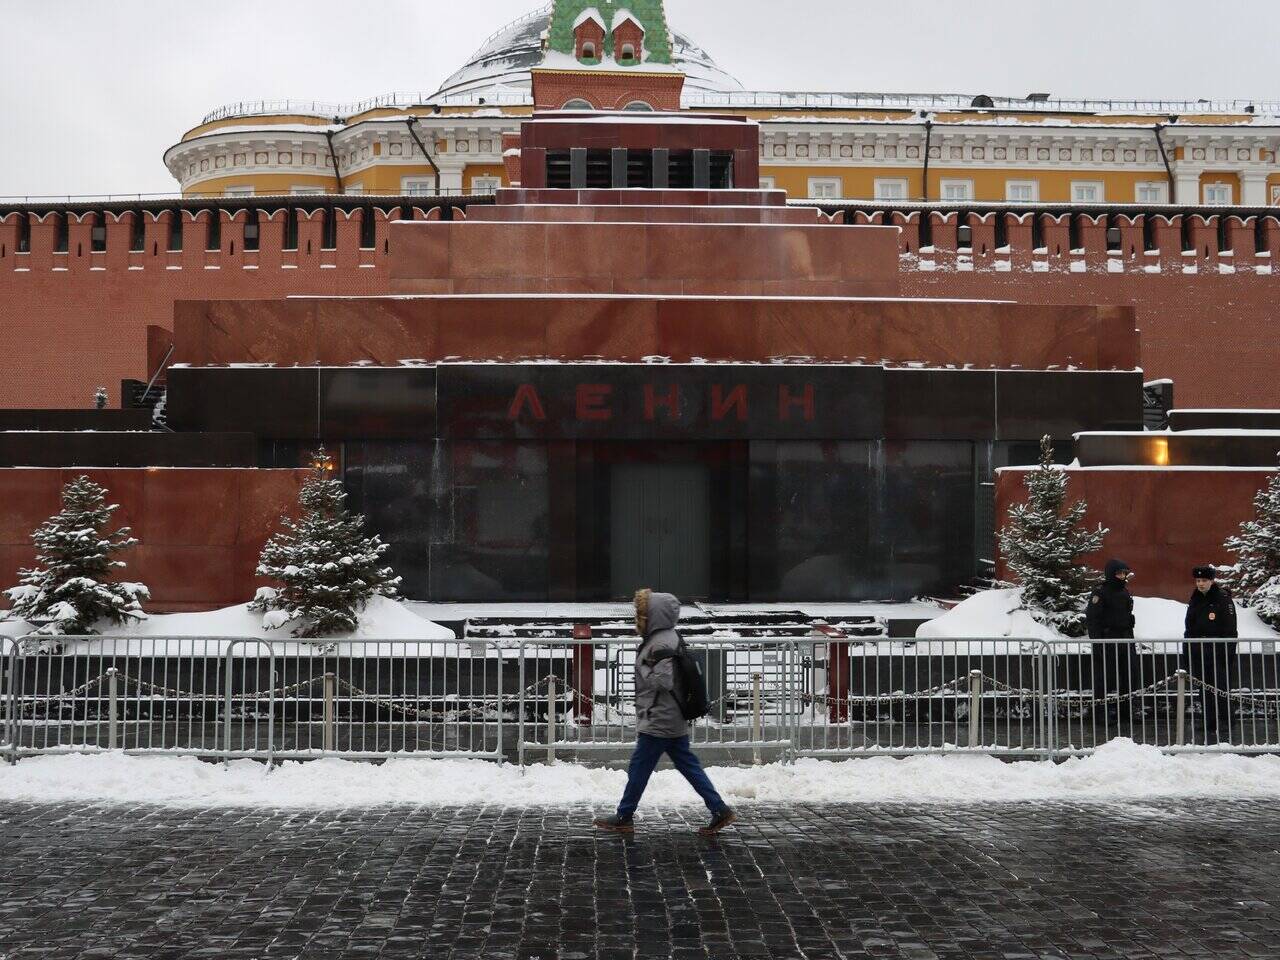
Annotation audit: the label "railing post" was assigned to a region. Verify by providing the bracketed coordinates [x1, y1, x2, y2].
[815, 623, 849, 723]
[323, 672, 336, 753]
[1175, 668, 1188, 747]
[546, 674, 556, 766]
[752, 672, 763, 766]
[106, 667, 120, 751]
[572, 624, 593, 725]
[968, 669, 983, 748]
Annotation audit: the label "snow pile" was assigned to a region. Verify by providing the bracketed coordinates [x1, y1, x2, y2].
[3, 740, 1280, 808]
[0, 595, 454, 647]
[918, 588, 1280, 643]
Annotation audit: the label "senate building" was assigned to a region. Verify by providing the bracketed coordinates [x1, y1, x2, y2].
[165, 1, 1280, 207]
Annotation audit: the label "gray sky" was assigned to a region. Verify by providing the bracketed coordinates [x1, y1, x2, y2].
[2, 0, 1278, 198]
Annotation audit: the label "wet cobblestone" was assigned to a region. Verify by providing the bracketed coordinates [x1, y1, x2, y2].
[0, 799, 1277, 959]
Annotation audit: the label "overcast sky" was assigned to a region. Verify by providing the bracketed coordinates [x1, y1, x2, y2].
[3, 0, 1279, 198]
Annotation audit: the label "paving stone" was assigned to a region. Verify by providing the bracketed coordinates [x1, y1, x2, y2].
[0, 800, 1276, 958]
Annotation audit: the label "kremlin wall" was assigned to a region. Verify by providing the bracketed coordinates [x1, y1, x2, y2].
[0, 202, 1275, 409]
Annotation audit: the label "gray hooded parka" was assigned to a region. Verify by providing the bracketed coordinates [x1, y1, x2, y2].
[634, 592, 691, 738]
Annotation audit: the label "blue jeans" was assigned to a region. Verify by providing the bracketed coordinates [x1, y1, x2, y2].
[617, 733, 727, 819]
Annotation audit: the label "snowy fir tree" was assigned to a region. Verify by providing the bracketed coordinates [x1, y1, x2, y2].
[3, 475, 149, 636]
[1225, 454, 1280, 630]
[250, 448, 401, 638]
[997, 436, 1107, 637]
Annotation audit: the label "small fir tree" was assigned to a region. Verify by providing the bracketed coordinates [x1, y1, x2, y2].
[3, 475, 149, 636]
[251, 448, 401, 638]
[998, 436, 1108, 637]
[1226, 454, 1280, 630]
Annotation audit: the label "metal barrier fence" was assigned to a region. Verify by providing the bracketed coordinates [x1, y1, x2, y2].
[3, 635, 1279, 767]
[516, 638, 800, 767]
[3, 637, 506, 764]
[1046, 638, 1280, 757]
[794, 638, 1054, 760]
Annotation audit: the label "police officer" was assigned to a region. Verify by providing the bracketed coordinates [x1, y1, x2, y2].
[1183, 565, 1239, 745]
[1087, 559, 1136, 714]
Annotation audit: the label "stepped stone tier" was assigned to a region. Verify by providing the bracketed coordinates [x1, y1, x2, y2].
[158, 112, 1141, 606]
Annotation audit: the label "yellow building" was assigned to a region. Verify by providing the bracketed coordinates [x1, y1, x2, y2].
[164, 4, 1280, 207]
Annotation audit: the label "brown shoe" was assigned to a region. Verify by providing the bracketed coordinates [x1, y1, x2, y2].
[594, 815, 635, 833]
[698, 808, 737, 836]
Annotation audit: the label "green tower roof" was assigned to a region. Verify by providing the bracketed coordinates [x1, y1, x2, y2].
[545, 0, 673, 64]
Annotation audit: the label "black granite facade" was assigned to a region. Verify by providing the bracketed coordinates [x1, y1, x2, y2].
[163, 364, 1145, 602]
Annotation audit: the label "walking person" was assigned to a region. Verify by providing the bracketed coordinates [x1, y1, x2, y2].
[595, 590, 737, 836]
[1086, 559, 1137, 721]
[1183, 566, 1239, 745]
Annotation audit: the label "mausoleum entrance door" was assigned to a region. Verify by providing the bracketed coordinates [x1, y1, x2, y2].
[609, 462, 711, 600]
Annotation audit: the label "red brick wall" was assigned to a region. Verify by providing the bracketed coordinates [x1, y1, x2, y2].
[995, 466, 1270, 601]
[0, 468, 309, 611]
[531, 69, 684, 110]
[888, 210, 1280, 408]
[0, 208, 396, 409]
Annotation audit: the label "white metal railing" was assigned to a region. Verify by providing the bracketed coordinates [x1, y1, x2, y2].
[682, 91, 1280, 115]
[200, 88, 534, 125]
[4, 635, 1278, 767]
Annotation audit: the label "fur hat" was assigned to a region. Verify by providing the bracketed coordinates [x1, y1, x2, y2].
[1193, 565, 1218, 580]
[634, 588, 651, 636]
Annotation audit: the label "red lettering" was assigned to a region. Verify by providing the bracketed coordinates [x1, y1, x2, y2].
[507, 384, 546, 421]
[644, 384, 680, 421]
[711, 385, 748, 422]
[779, 384, 815, 422]
[576, 384, 613, 421]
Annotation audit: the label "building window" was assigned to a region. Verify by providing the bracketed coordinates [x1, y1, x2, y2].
[223, 186, 254, 198]
[1006, 180, 1039, 202]
[620, 43, 636, 61]
[940, 179, 974, 201]
[291, 186, 324, 196]
[581, 41, 596, 59]
[1071, 181, 1104, 203]
[401, 176, 437, 196]
[808, 177, 843, 199]
[874, 178, 908, 200]
[623, 100, 654, 111]
[1136, 182, 1168, 204]
[1204, 182, 1233, 205]
[90, 222, 107, 253]
[470, 177, 502, 194]
[1271, 185, 1280, 206]
[759, 176, 776, 190]
[345, 185, 365, 196]
[563, 98, 593, 110]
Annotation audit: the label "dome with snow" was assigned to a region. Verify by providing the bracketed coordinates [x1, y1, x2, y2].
[431, 4, 745, 102]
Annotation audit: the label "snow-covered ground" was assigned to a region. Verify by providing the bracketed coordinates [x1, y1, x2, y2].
[917, 588, 1280, 653]
[0, 596, 455, 654]
[2, 740, 1279, 808]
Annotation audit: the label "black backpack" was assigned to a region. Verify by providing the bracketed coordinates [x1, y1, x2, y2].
[649, 637, 710, 722]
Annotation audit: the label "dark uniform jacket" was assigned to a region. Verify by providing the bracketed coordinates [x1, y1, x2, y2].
[1184, 584, 1238, 639]
[1087, 560, 1135, 640]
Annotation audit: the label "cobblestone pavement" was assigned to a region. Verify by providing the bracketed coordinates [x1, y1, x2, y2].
[1, 800, 1279, 960]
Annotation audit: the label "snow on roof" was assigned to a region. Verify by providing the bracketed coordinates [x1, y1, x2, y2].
[572, 7, 606, 32]
[612, 7, 645, 32]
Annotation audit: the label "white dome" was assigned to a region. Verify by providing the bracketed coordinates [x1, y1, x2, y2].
[432, 4, 745, 102]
